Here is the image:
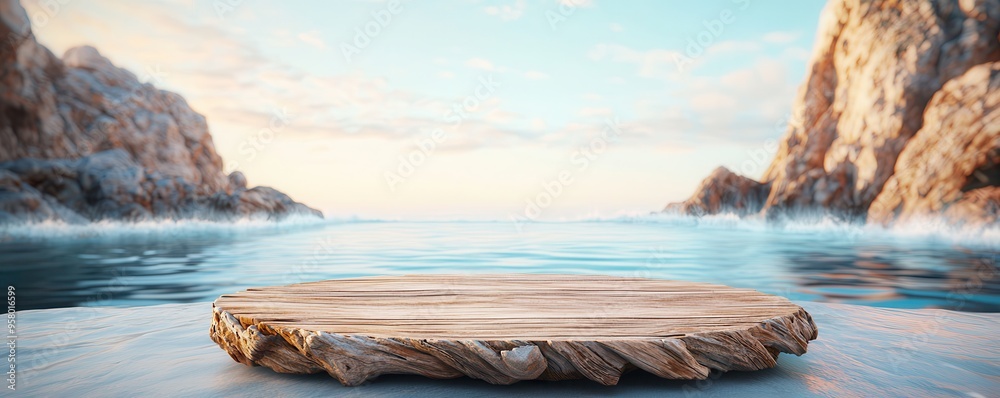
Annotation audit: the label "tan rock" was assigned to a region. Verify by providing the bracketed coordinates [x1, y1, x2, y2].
[669, 0, 1000, 226]
[0, 0, 321, 223]
[665, 167, 769, 216]
[869, 62, 1000, 226]
[765, 0, 1000, 217]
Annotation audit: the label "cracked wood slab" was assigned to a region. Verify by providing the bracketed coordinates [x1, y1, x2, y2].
[210, 274, 818, 386]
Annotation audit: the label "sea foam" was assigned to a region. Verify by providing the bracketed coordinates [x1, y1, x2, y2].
[566, 211, 1000, 249]
[0, 214, 331, 241]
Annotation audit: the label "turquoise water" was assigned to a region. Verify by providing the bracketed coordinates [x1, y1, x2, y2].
[2, 218, 998, 311]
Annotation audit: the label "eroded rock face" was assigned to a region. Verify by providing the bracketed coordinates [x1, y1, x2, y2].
[869, 62, 1000, 226]
[668, 0, 1000, 226]
[0, 0, 321, 224]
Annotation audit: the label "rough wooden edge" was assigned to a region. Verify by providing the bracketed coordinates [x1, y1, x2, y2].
[209, 304, 818, 386]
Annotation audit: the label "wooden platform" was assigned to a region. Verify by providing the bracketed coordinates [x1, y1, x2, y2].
[210, 275, 818, 386]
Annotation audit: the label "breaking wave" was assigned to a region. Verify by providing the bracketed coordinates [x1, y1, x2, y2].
[2, 210, 997, 249]
[564, 211, 1000, 249]
[0, 214, 332, 241]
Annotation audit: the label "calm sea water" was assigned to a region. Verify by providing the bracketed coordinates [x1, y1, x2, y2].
[2, 218, 998, 311]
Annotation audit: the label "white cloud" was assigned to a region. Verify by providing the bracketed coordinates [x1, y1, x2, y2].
[523, 70, 548, 79]
[610, 23, 623, 32]
[578, 106, 613, 117]
[484, 107, 518, 124]
[582, 93, 602, 101]
[529, 117, 547, 131]
[718, 58, 786, 91]
[704, 40, 761, 57]
[465, 57, 495, 71]
[588, 43, 684, 80]
[485, 0, 526, 21]
[589, 39, 773, 79]
[781, 47, 810, 61]
[269, 29, 297, 47]
[762, 31, 800, 44]
[690, 92, 739, 113]
[296, 30, 325, 50]
[21, 1, 543, 154]
[437, 71, 455, 79]
[650, 56, 798, 145]
[557, 0, 594, 7]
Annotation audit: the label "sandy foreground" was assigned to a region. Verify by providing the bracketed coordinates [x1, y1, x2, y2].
[12, 301, 1000, 397]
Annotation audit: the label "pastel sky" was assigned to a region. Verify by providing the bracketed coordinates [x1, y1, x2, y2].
[24, 0, 826, 220]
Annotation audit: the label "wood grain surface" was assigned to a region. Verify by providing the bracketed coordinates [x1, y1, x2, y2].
[210, 274, 818, 386]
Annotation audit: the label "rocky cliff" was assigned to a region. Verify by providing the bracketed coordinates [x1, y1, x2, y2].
[0, 0, 320, 224]
[667, 0, 1000, 226]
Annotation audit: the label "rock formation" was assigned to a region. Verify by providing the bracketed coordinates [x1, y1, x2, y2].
[869, 62, 1000, 227]
[0, 0, 320, 224]
[665, 167, 770, 216]
[667, 0, 1000, 226]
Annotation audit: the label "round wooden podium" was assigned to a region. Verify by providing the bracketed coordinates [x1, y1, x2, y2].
[210, 274, 817, 386]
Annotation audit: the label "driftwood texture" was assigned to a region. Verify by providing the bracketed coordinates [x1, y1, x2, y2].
[210, 275, 818, 386]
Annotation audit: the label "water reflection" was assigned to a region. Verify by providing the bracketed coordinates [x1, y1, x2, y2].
[2, 221, 998, 312]
[4, 238, 227, 309]
[787, 249, 999, 312]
